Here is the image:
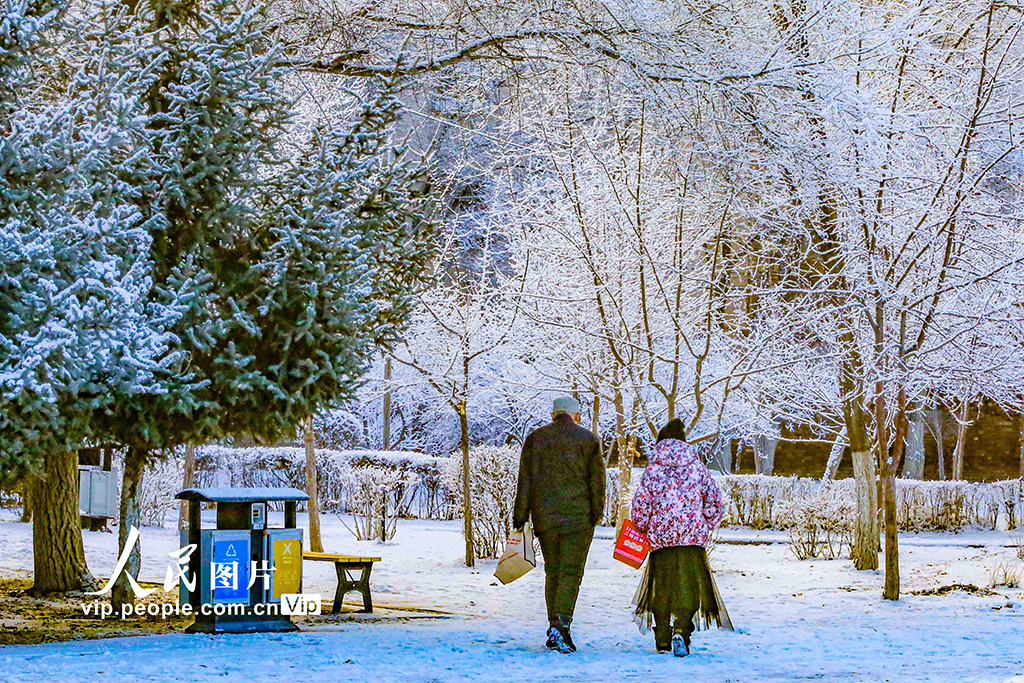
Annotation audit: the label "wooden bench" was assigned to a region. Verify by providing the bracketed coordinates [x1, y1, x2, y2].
[303, 552, 381, 614]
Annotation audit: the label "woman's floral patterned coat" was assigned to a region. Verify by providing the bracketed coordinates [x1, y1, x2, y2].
[630, 438, 726, 550]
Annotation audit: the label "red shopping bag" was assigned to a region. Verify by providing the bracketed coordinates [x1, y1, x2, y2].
[613, 519, 651, 569]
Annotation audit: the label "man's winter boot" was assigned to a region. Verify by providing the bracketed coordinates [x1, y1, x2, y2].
[545, 626, 559, 650]
[554, 616, 576, 654]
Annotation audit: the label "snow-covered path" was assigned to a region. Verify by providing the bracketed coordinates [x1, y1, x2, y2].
[1, 513, 1022, 682]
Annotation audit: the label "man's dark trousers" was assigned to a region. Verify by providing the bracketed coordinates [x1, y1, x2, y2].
[537, 526, 595, 624]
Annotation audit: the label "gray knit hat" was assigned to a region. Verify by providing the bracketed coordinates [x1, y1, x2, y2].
[552, 396, 581, 414]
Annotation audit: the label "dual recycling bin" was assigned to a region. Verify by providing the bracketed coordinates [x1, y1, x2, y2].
[175, 487, 308, 633]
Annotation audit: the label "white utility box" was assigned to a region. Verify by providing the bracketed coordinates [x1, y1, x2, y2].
[78, 465, 118, 519]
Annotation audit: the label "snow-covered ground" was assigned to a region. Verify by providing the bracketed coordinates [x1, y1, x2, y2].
[0, 511, 1022, 682]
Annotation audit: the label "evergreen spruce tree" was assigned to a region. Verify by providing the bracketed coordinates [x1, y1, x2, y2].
[1, 0, 184, 592]
[3, 0, 434, 600]
[82, 0, 435, 608]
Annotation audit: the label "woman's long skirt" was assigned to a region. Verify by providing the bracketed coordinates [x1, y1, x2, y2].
[632, 545, 733, 634]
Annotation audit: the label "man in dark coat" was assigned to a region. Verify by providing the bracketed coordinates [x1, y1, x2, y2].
[513, 396, 605, 653]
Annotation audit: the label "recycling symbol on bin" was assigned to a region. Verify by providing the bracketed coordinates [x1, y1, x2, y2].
[225, 543, 237, 558]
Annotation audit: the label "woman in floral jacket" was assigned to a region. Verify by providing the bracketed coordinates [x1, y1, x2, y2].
[630, 418, 731, 656]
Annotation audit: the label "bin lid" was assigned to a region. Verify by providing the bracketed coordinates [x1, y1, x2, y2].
[175, 487, 310, 503]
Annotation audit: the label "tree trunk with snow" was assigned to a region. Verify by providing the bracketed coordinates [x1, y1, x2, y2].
[952, 399, 972, 480]
[708, 436, 733, 474]
[850, 446, 879, 570]
[928, 409, 945, 480]
[839, 335, 878, 571]
[112, 447, 145, 610]
[304, 416, 324, 553]
[901, 407, 925, 479]
[32, 451, 93, 593]
[819, 428, 847, 488]
[753, 435, 777, 475]
[847, 387, 879, 572]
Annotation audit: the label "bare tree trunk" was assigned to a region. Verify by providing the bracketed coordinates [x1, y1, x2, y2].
[850, 446, 878, 570]
[592, 395, 602, 457]
[304, 416, 324, 553]
[880, 388, 908, 601]
[709, 435, 733, 474]
[901, 407, 925, 479]
[952, 399, 971, 480]
[880, 467, 900, 600]
[177, 445, 196, 533]
[840, 348, 878, 570]
[753, 435, 778, 475]
[613, 389, 632, 532]
[383, 356, 392, 450]
[458, 400, 475, 566]
[819, 428, 847, 488]
[112, 447, 145, 610]
[928, 409, 945, 480]
[32, 452, 93, 593]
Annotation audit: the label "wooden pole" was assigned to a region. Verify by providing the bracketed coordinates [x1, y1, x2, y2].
[178, 444, 196, 532]
[304, 416, 324, 553]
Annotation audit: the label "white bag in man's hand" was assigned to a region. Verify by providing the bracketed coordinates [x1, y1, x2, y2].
[494, 524, 536, 584]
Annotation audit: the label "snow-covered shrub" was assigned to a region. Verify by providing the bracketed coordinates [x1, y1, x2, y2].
[995, 480, 1021, 532]
[781, 489, 854, 560]
[908, 481, 973, 532]
[339, 465, 418, 541]
[718, 475, 822, 529]
[1014, 529, 1024, 561]
[442, 446, 519, 559]
[137, 457, 184, 527]
[717, 475, 1020, 533]
[192, 446, 447, 518]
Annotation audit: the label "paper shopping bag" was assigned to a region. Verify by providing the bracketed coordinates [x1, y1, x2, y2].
[613, 519, 651, 569]
[494, 524, 537, 585]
